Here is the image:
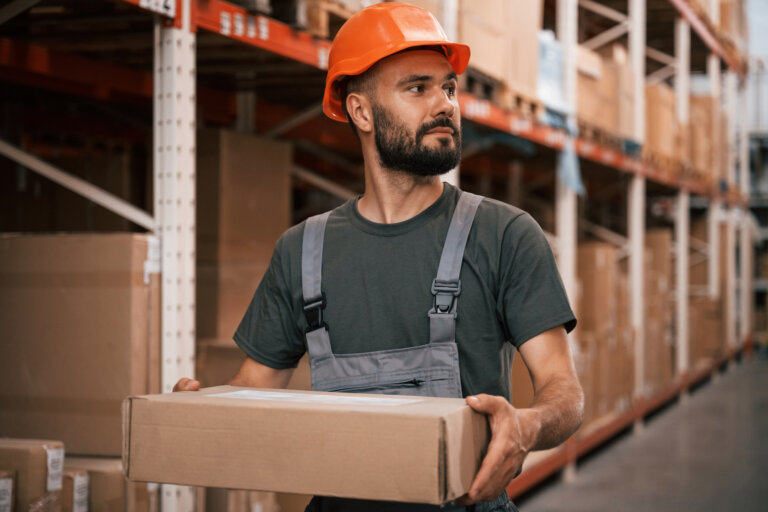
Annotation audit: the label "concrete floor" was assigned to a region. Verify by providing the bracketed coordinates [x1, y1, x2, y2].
[518, 356, 768, 512]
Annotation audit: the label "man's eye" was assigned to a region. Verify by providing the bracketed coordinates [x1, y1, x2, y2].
[444, 84, 457, 97]
[408, 84, 424, 93]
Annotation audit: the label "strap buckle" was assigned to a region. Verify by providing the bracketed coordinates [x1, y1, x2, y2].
[431, 279, 461, 315]
[303, 292, 327, 333]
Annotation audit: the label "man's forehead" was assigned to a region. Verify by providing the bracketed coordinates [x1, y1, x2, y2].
[374, 49, 453, 79]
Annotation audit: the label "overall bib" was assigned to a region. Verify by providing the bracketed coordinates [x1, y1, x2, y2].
[301, 192, 518, 512]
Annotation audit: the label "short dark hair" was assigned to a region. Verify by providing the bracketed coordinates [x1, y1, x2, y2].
[339, 69, 377, 139]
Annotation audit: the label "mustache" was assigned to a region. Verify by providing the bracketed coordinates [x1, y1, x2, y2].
[416, 117, 459, 140]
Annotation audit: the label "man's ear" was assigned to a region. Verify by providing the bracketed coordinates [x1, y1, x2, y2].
[346, 93, 373, 134]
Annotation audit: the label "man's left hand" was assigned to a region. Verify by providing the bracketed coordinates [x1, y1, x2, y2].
[456, 394, 541, 506]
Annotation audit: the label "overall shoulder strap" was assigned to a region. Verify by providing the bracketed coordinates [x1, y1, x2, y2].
[429, 191, 483, 344]
[301, 211, 333, 359]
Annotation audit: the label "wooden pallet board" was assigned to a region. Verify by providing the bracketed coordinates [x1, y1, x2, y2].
[305, 0, 355, 39]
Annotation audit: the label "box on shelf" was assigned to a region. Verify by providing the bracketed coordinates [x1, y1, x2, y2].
[690, 95, 715, 178]
[0, 234, 161, 456]
[0, 439, 64, 512]
[403, 1, 542, 100]
[123, 386, 489, 505]
[537, 30, 566, 113]
[0, 469, 15, 512]
[61, 468, 89, 512]
[65, 457, 158, 512]
[577, 46, 619, 134]
[196, 129, 292, 340]
[645, 83, 677, 160]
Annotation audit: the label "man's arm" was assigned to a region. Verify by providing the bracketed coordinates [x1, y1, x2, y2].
[457, 326, 584, 504]
[172, 357, 295, 391]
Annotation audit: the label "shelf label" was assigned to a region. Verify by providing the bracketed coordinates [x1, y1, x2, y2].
[139, 0, 175, 18]
[510, 118, 532, 133]
[545, 130, 566, 146]
[465, 100, 490, 119]
[258, 17, 269, 40]
[220, 11, 231, 36]
[318, 48, 329, 70]
[234, 13, 244, 37]
[602, 150, 615, 163]
[580, 142, 594, 156]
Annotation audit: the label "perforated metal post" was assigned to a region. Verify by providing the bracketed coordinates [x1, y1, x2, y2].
[674, 17, 690, 377]
[739, 84, 752, 348]
[629, 0, 646, 404]
[154, 0, 196, 510]
[441, 0, 460, 187]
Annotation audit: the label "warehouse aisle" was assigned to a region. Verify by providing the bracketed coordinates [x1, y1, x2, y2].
[519, 356, 768, 512]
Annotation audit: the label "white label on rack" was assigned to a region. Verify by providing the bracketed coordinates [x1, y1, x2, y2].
[247, 16, 256, 38]
[139, 0, 175, 17]
[45, 447, 64, 491]
[221, 12, 231, 36]
[0, 478, 12, 512]
[258, 17, 269, 40]
[234, 13, 244, 37]
[318, 48, 329, 70]
[73, 474, 89, 512]
[465, 100, 490, 119]
[207, 389, 419, 406]
[144, 235, 161, 285]
[510, 118, 532, 133]
[603, 150, 615, 163]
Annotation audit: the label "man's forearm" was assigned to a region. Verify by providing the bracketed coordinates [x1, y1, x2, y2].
[527, 375, 584, 450]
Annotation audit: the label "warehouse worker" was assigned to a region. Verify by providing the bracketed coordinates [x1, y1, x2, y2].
[175, 3, 583, 511]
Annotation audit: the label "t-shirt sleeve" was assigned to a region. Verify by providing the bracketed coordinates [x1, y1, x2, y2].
[233, 233, 306, 369]
[497, 213, 577, 348]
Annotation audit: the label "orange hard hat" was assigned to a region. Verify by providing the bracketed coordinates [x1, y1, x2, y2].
[322, 2, 470, 122]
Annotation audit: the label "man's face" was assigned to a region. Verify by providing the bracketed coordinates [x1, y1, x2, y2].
[368, 50, 462, 177]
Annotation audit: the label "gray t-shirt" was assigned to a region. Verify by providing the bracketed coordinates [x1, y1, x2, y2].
[234, 184, 576, 399]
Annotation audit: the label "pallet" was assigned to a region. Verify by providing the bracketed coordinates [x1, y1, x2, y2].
[305, 0, 356, 39]
[642, 149, 682, 182]
[460, 67, 507, 106]
[502, 88, 544, 121]
[577, 119, 623, 152]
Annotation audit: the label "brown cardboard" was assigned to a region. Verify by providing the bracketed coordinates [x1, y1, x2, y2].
[0, 234, 161, 456]
[0, 469, 16, 512]
[65, 458, 156, 512]
[0, 439, 64, 512]
[510, 351, 534, 409]
[577, 46, 619, 133]
[690, 95, 716, 177]
[61, 469, 88, 512]
[577, 243, 618, 336]
[196, 129, 292, 339]
[645, 83, 677, 159]
[123, 386, 490, 504]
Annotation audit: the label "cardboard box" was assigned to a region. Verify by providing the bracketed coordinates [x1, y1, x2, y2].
[577, 243, 618, 336]
[577, 46, 619, 133]
[0, 439, 64, 512]
[645, 83, 677, 159]
[690, 95, 716, 176]
[196, 129, 292, 340]
[0, 234, 161, 456]
[61, 469, 88, 512]
[65, 458, 157, 512]
[0, 469, 15, 512]
[123, 386, 490, 504]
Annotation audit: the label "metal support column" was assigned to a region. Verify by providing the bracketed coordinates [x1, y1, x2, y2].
[629, 0, 646, 404]
[556, 0, 578, 482]
[725, 210, 737, 349]
[674, 17, 690, 378]
[739, 84, 752, 347]
[154, 1, 196, 510]
[707, 38, 722, 302]
[441, 0, 459, 187]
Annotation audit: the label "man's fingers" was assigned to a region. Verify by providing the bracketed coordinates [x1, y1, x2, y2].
[172, 378, 200, 392]
[466, 394, 505, 416]
[466, 434, 507, 502]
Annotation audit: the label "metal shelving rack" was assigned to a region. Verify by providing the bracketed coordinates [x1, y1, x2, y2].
[0, 0, 754, 509]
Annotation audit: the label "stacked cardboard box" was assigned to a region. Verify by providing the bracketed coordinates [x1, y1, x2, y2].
[577, 46, 619, 134]
[690, 95, 716, 185]
[0, 439, 64, 512]
[0, 469, 14, 512]
[65, 458, 158, 512]
[644, 83, 678, 161]
[615, 270, 635, 411]
[61, 468, 89, 512]
[0, 234, 161, 456]
[577, 242, 619, 424]
[402, 1, 542, 100]
[644, 230, 675, 396]
[196, 129, 292, 343]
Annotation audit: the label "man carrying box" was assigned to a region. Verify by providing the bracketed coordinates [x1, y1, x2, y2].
[175, 3, 583, 511]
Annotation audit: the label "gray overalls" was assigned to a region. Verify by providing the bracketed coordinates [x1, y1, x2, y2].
[301, 192, 518, 512]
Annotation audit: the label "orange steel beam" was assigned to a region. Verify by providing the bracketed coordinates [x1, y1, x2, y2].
[666, 0, 746, 77]
[506, 447, 569, 498]
[194, 0, 332, 70]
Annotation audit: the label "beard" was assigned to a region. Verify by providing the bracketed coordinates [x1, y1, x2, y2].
[372, 103, 462, 177]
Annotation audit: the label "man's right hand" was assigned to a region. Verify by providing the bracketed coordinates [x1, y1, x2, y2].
[172, 378, 201, 392]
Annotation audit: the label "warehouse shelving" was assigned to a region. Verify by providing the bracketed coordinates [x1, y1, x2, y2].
[0, 0, 756, 510]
